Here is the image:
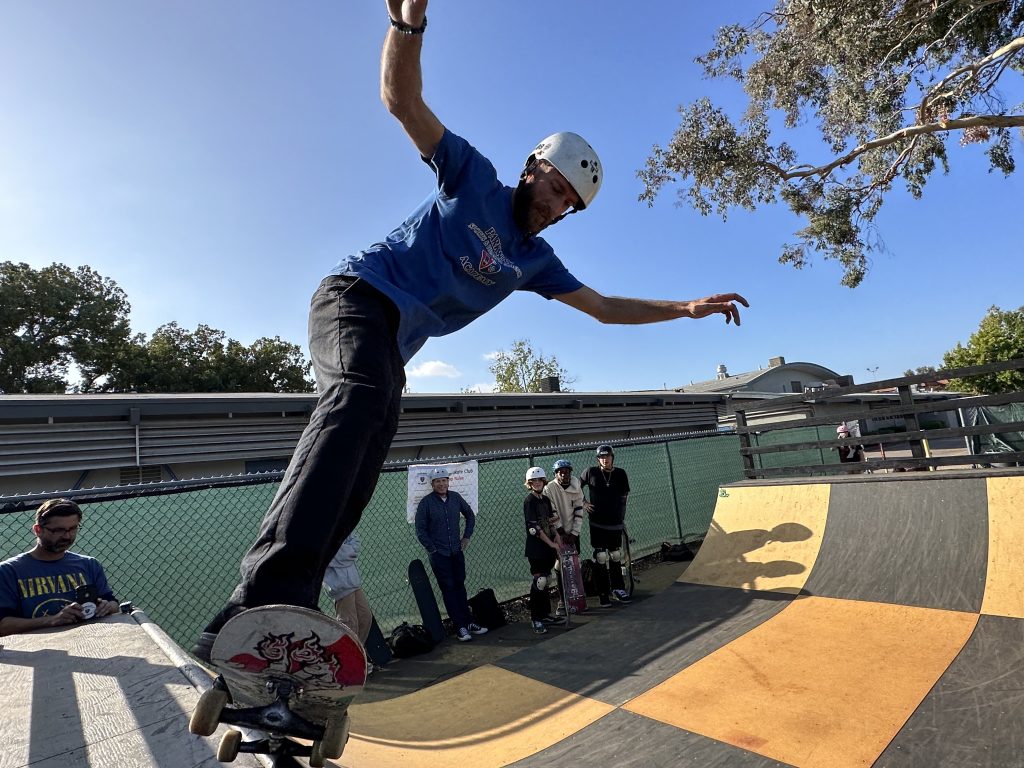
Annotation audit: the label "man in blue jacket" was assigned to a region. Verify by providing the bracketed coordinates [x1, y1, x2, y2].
[414, 467, 487, 642]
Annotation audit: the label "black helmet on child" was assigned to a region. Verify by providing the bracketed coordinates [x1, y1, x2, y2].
[596, 444, 613, 457]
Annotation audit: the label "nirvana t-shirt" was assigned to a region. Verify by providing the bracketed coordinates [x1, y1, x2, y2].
[0, 551, 115, 619]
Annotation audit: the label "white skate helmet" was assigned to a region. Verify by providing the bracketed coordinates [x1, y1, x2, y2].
[836, 424, 850, 436]
[527, 132, 602, 209]
[526, 466, 547, 482]
[430, 467, 450, 480]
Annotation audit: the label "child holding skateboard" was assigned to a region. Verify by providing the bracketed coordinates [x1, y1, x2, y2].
[544, 459, 587, 616]
[523, 467, 563, 634]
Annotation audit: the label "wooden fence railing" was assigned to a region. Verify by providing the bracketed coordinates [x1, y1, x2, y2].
[734, 358, 1024, 479]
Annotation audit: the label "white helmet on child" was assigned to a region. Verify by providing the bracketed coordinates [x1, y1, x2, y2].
[526, 466, 547, 482]
[527, 132, 602, 209]
[836, 424, 850, 436]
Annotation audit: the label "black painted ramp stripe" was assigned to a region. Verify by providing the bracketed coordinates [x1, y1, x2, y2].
[507, 709, 795, 768]
[801, 478, 988, 611]
[496, 582, 794, 707]
[874, 614, 1024, 767]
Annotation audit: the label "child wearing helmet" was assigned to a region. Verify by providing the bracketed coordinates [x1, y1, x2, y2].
[523, 467, 562, 634]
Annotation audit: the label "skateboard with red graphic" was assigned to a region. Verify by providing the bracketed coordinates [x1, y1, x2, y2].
[188, 605, 367, 766]
[558, 538, 588, 619]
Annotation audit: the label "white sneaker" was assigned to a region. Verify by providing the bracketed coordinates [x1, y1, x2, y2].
[456, 627, 472, 642]
[612, 589, 632, 604]
[532, 621, 547, 635]
[467, 622, 488, 635]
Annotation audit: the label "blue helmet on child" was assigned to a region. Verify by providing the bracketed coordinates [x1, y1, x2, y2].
[552, 459, 573, 473]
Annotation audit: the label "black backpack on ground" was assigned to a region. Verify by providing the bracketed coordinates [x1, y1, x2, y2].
[468, 588, 506, 629]
[386, 621, 435, 658]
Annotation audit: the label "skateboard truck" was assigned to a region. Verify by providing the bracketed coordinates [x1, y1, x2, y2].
[217, 676, 324, 740]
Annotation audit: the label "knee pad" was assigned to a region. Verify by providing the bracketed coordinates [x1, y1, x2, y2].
[533, 575, 548, 591]
[610, 548, 623, 563]
[594, 549, 609, 565]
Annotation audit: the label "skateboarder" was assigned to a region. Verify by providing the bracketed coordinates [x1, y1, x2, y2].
[544, 459, 586, 616]
[414, 467, 487, 642]
[524, 467, 562, 634]
[193, 0, 747, 660]
[579, 445, 632, 607]
[0, 499, 119, 636]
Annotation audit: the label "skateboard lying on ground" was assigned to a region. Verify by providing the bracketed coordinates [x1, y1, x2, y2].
[189, 604, 367, 766]
[409, 558, 446, 643]
[558, 538, 588, 621]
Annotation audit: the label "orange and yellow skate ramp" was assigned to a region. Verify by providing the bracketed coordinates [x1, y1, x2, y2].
[338, 472, 1024, 767]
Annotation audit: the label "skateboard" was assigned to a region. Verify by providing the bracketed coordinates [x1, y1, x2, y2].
[621, 524, 636, 597]
[364, 615, 393, 668]
[558, 538, 588, 619]
[408, 558, 446, 644]
[189, 605, 366, 767]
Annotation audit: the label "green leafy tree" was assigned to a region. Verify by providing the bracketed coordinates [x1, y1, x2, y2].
[903, 365, 939, 377]
[943, 305, 1024, 393]
[0, 261, 133, 393]
[110, 322, 314, 393]
[488, 339, 576, 393]
[639, 1, 1024, 287]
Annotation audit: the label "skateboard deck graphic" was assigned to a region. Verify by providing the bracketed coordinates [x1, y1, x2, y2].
[409, 558, 446, 643]
[558, 540, 588, 617]
[189, 604, 366, 766]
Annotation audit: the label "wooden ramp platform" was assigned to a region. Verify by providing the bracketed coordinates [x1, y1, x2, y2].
[333, 472, 1024, 768]
[1, 611, 261, 768]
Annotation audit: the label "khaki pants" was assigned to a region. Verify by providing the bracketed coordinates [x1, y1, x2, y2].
[334, 588, 372, 645]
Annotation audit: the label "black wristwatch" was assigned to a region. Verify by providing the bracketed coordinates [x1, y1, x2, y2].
[390, 15, 427, 35]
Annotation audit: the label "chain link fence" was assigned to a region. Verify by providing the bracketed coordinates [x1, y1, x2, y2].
[1, 432, 744, 649]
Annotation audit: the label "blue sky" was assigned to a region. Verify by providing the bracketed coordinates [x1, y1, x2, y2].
[2, 2, 1021, 393]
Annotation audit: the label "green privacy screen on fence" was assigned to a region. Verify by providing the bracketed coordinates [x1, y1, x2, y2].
[1, 433, 746, 649]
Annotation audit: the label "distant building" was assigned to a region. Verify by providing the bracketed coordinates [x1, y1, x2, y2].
[676, 356, 853, 395]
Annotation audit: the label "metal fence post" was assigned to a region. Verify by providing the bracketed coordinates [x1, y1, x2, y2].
[664, 442, 683, 541]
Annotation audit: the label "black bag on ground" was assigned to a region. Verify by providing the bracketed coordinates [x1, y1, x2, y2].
[661, 541, 696, 562]
[386, 621, 435, 658]
[468, 588, 506, 629]
[580, 558, 599, 597]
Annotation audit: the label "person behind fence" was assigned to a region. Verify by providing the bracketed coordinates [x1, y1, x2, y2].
[191, 0, 747, 660]
[834, 424, 867, 466]
[579, 445, 632, 607]
[414, 467, 488, 643]
[323, 531, 371, 645]
[544, 458, 586, 616]
[0, 499, 119, 637]
[524, 467, 563, 635]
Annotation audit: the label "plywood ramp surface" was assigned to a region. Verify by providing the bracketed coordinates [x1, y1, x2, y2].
[0, 613, 257, 768]
[340, 665, 612, 768]
[624, 596, 978, 768]
[680, 483, 829, 593]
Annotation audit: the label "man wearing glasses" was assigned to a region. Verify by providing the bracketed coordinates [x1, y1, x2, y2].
[0, 498, 119, 636]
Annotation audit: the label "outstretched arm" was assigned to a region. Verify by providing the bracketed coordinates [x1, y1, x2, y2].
[553, 285, 748, 326]
[381, 0, 444, 159]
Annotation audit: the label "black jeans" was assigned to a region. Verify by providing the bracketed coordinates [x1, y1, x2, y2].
[427, 551, 472, 629]
[230, 275, 405, 610]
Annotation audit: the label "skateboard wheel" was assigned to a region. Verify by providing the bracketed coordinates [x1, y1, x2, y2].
[319, 712, 350, 758]
[189, 687, 229, 736]
[217, 729, 242, 762]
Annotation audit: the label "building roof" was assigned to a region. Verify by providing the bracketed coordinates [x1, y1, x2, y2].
[676, 361, 842, 393]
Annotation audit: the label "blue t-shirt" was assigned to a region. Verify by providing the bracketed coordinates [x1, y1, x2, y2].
[331, 129, 584, 362]
[0, 551, 115, 620]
